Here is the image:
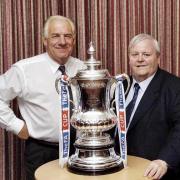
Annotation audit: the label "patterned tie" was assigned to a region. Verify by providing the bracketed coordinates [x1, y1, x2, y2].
[58, 65, 66, 75]
[126, 83, 140, 126]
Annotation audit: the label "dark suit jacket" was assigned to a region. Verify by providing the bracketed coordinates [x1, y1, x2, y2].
[127, 68, 180, 179]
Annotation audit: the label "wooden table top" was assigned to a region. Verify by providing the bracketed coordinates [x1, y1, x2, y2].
[35, 155, 151, 180]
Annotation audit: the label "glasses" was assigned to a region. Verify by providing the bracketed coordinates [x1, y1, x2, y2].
[48, 33, 74, 43]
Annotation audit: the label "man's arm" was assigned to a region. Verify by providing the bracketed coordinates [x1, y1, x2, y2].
[144, 85, 180, 179]
[18, 123, 29, 139]
[0, 66, 26, 136]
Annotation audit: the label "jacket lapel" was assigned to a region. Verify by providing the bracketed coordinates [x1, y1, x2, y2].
[128, 69, 162, 131]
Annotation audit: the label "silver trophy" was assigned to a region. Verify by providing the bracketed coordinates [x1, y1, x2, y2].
[67, 42, 130, 174]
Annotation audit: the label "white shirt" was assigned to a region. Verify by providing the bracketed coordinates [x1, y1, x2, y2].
[126, 73, 156, 129]
[0, 53, 86, 142]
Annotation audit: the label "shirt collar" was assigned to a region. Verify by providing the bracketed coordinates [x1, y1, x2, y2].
[132, 72, 156, 92]
[45, 53, 72, 74]
[64, 57, 73, 76]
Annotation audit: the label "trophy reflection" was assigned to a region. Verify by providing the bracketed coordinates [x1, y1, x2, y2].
[67, 42, 129, 174]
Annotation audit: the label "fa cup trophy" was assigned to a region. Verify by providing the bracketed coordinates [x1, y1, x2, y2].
[57, 42, 130, 175]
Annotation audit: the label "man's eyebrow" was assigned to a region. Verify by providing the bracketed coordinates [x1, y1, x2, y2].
[50, 33, 59, 36]
[51, 33, 72, 35]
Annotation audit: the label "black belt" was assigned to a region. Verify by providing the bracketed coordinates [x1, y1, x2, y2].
[28, 137, 59, 147]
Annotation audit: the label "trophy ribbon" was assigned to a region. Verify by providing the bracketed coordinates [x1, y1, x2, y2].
[115, 76, 127, 166]
[58, 75, 70, 168]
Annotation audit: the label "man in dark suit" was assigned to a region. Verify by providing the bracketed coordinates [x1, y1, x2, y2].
[126, 33, 180, 179]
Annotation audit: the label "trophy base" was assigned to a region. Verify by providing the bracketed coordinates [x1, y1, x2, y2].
[67, 132, 124, 175]
[67, 160, 124, 175]
[67, 147, 124, 175]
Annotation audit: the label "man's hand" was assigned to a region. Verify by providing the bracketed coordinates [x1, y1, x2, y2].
[144, 159, 168, 179]
[17, 123, 29, 139]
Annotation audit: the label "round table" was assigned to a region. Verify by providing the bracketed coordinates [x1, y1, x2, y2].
[35, 155, 151, 180]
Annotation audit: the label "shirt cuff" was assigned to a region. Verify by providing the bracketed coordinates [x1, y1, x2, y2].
[6, 117, 25, 135]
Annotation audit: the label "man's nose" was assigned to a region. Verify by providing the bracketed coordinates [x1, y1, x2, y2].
[137, 54, 144, 61]
[58, 35, 66, 45]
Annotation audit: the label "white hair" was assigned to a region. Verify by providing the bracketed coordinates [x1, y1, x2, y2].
[128, 33, 160, 56]
[43, 15, 75, 38]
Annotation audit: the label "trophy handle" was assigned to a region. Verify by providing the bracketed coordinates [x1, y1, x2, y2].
[108, 73, 130, 109]
[121, 73, 130, 95]
[55, 77, 80, 113]
[69, 78, 82, 112]
[55, 77, 61, 94]
[112, 73, 130, 95]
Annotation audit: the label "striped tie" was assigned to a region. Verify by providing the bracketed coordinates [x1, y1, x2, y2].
[126, 83, 140, 126]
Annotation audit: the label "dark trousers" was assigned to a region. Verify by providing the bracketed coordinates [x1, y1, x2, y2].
[24, 138, 59, 180]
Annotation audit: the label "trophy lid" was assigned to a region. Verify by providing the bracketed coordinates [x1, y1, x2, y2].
[75, 42, 110, 80]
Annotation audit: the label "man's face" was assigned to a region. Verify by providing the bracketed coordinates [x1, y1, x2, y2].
[129, 39, 160, 82]
[43, 20, 75, 64]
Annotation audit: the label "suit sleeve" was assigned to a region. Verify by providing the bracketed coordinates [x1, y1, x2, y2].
[158, 88, 180, 169]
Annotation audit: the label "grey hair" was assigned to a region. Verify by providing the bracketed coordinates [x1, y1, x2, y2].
[128, 33, 160, 56]
[43, 15, 75, 38]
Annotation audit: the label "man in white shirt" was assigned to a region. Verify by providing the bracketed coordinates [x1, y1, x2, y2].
[0, 15, 86, 180]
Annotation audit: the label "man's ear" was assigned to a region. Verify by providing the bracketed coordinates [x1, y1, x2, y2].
[157, 55, 160, 64]
[43, 37, 47, 47]
[73, 34, 76, 45]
